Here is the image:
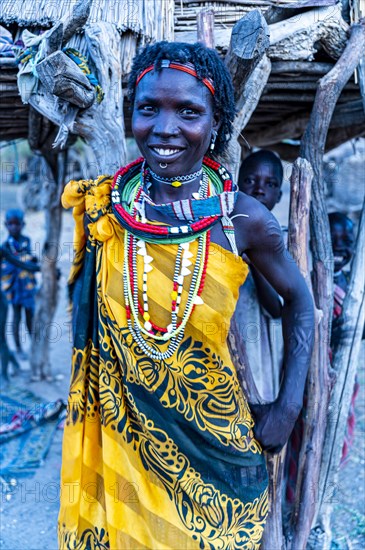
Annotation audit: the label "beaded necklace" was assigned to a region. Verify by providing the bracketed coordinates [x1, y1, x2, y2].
[113, 157, 237, 360]
[123, 178, 210, 360]
[149, 167, 203, 188]
[111, 157, 237, 244]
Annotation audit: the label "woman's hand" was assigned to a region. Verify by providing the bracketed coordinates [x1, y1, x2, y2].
[249, 400, 302, 454]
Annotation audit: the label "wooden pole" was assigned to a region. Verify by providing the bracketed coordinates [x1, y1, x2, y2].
[225, 9, 269, 102]
[262, 158, 314, 550]
[197, 9, 215, 49]
[30, 149, 67, 380]
[314, 200, 365, 549]
[290, 19, 365, 550]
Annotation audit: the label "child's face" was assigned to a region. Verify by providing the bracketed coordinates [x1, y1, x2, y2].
[330, 220, 355, 272]
[239, 159, 282, 211]
[5, 217, 24, 239]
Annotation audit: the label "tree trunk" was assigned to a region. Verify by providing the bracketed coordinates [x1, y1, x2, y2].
[289, 19, 365, 550]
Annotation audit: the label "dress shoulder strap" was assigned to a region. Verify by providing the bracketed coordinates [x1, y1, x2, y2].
[221, 215, 239, 256]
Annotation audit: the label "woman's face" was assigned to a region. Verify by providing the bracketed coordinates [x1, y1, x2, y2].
[132, 68, 220, 177]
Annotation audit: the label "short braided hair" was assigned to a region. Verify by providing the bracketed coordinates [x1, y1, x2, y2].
[128, 41, 236, 157]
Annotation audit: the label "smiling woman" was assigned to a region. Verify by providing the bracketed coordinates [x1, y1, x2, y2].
[58, 41, 314, 550]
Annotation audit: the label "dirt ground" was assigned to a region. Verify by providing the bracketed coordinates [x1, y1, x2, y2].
[0, 181, 364, 549]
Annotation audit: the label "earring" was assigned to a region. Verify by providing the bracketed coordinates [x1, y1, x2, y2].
[210, 130, 217, 151]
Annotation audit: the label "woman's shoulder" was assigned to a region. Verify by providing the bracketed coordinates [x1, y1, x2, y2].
[233, 191, 273, 226]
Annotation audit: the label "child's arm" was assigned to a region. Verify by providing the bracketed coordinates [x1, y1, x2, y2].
[0, 246, 40, 273]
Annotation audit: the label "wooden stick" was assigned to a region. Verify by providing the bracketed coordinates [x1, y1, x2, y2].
[62, 0, 93, 46]
[226, 55, 271, 178]
[197, 9, 215, 49]
[30, 148, 67, 381]
[315, 200, 365, 548]
[290, 19, 365, 550]
[263, 158, 314, 550]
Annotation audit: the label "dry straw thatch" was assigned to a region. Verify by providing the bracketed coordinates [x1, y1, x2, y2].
[0, 0, 174, 40]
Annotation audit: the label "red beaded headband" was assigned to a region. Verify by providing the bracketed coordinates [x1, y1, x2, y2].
[136, 60, 215, 96]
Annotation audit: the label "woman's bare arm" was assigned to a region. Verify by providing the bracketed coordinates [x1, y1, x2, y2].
[234, 194, 314, 452]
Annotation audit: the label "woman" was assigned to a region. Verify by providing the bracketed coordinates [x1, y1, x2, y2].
[59, 42, 314, 549]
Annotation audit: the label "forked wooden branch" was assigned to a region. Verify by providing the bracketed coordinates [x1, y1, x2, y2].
[289, 19, 365, 550]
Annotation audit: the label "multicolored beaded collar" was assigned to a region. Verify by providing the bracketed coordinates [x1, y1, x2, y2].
[111, 157, 238, 244]
[136, 59, 215, 96]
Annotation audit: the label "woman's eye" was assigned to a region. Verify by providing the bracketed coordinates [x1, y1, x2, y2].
[180, 108, 198, 116]
[140, 105, 155, 113]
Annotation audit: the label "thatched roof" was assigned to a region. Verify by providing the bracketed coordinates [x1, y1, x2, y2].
[0, 0, 174, 40]
[0, 1, 339, 38]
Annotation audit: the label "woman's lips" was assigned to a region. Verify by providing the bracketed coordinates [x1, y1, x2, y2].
[148, 146, 185, 162]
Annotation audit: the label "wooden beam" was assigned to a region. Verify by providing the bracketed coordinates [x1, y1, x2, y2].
[250, 99, 364, 147]
[270, 61, 334, 74]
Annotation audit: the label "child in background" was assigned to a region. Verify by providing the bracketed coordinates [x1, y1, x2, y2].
[1, 209, 37, 360]
[230, 149, 284, 403]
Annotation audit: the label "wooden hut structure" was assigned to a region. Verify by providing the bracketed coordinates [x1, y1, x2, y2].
[0, 1, 364, 549]
[1, 1, 364, 163]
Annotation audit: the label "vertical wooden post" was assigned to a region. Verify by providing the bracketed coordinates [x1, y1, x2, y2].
[30, 149, 67, 380]
[74, 22, 126, 173]
[315, 200, 365, 549]
[197, 9, 215, 49]
[262, 158, 313, 550]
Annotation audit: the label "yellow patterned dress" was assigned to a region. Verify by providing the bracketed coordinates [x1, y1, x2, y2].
[58, 175, 268, 549]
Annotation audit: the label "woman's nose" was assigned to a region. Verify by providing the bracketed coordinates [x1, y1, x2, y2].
[153, 112, 179, 137]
